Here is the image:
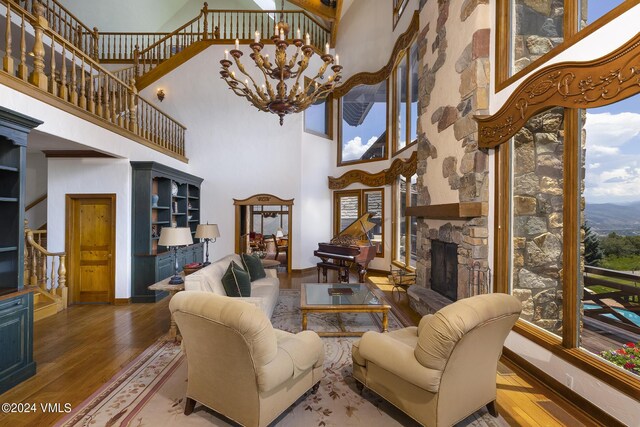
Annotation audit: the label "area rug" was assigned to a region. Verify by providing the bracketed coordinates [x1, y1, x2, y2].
[56, 290, 508, 427]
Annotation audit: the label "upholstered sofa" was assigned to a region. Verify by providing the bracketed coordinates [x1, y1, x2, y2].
[170, 291, 324, 427]
[184, 254, 279, 318]
[352, 293, 522, 427]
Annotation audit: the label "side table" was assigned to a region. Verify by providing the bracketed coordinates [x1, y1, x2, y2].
[149, 277, 185, 341]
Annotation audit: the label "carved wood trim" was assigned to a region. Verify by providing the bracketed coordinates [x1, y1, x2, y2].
[233, 194, 294, 205]
[477, 32, 640, 148]
[333, 11, 419, 98]
[328, 151, 417, 189]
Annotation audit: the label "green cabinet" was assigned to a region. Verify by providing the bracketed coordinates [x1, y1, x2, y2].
[131, 162, 204, 303]
[0, 107, 41, 393]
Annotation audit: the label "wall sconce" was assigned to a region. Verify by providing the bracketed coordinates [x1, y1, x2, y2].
[157, 89, 165, 102]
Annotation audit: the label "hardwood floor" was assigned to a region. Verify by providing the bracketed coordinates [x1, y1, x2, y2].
[0, 269, 603, 426]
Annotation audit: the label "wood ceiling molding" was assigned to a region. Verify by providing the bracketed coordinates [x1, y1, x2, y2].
[288, 0, 336, 21]
[333, 11, 419, 98]
[328, 151, 417, 189]
[477, 32, 640, 149]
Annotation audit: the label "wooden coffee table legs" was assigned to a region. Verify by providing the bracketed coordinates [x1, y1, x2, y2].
[301, 307, 389, 337]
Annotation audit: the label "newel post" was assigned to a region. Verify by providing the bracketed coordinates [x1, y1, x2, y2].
[202, 2, 209, 40]
[28, 1, 48, 90]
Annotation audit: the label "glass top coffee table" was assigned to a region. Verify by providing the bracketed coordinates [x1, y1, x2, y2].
[300, 283, 390, 337]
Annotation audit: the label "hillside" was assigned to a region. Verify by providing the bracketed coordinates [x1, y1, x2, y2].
[585, 201, 640, 236]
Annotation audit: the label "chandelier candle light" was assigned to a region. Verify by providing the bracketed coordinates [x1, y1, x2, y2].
[219, 24, 342, 125]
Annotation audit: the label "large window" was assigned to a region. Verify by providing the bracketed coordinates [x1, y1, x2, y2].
[334, 189, 384, 257]
[497, 0, 632, 89]
[392, 39, 419, 155]
[497, 103, 640, 399]
[393, 173, 417, 268]
[338, 81, 388, 165]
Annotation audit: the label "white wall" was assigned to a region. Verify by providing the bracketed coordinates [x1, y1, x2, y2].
[139, 44, 333, 269]
[47, 158, 132, 299]
[488, 5, 640, 423]
[25, 151, 48, 229]
[336, 0, 419, 81]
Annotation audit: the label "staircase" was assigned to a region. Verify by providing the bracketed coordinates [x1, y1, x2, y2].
[95, 3, 331, 90]
[24, 222, 68, 322]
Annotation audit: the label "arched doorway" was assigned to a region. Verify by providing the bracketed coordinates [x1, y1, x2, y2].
[233, 194, 293, 272]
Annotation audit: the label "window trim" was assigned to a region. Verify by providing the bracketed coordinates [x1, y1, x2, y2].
[495, 0, 637, 92]
[391, 174, 416, 270]
[393, 0, 409, 29]
[333, 188, 385, 258]
[337, 80, 390, 167]
[391, 36, 419, 157]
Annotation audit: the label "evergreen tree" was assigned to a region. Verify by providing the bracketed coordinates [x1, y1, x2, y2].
[583, 224, 603, 266]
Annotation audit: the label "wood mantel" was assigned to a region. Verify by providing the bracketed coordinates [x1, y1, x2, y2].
[405, 202, 487, 220]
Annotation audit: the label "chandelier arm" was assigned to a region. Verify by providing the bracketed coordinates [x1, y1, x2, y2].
[224, 71, 270, 111]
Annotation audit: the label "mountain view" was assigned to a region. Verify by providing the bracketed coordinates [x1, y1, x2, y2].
[585, 201, 640, 236]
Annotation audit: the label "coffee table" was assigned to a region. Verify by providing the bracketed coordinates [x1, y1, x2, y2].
[300, 283, 390, 337]
[149, 277, 184, 341]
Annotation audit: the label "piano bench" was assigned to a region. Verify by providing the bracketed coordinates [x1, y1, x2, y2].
[316, 262, 350, 283]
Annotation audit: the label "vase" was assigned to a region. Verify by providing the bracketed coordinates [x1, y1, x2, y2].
[151, 194, 159, 207]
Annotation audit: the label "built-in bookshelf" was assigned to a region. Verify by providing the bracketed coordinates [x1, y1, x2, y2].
[0, 107, 41, 394]
[131, 162, 204, 303]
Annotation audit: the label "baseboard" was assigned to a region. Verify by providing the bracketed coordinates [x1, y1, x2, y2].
[114, 298, 131, 305]
[501, 348, 625, 427]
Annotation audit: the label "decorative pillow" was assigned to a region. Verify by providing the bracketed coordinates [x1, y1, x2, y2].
[241, 253, 266, 281]
[221, 261, 251, 297]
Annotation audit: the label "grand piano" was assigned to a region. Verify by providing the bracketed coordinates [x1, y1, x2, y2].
[314, 212, 378, 283]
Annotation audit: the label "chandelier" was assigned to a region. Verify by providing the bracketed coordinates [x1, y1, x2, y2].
[219, 6, 342, 125]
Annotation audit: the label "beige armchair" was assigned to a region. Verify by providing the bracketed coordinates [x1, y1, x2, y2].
[170, 291, 325, 427]
[352, 293, 522, 427]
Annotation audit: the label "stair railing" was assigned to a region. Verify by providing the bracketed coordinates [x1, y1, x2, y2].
[16, 0, 98, 59]
[127, 4, 330, 78]
[1, 0, 187, 158]
[24, 222, 67, 311]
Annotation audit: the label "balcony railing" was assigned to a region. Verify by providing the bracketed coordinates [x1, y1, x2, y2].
[1, 0, 186, 159]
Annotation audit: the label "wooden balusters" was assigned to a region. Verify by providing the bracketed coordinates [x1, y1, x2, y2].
[29, 1, 48, 90]
[129, 78, 138, 133]
[18, 13, 28, 80]
[49, 36, 57, 96]
[3, 1, 12, 73]
[24, 227, 68, 312]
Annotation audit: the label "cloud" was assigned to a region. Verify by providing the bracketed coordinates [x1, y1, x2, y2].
[585, 112, 640, 147]
[584, 111, 640, 203]
[342, 136, 377, 161]
[588, 145, 619, 156]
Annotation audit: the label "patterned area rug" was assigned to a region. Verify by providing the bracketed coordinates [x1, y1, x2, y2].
[55, 290, 508, 427]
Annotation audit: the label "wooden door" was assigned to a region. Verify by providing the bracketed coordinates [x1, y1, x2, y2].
[66, 195, 116, 304]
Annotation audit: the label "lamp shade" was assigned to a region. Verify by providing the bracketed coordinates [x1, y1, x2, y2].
[159, 227, 193, 247]
[195, 223, 220, 239]
[275, 228, 284, 238]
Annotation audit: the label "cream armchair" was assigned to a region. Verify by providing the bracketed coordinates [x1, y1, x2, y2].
[170, 291, 325, 427]
[352, 293, 522, 427]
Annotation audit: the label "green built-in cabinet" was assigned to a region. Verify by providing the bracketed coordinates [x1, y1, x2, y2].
[0, 107, 41, 394]
[131, 162, 204, 303]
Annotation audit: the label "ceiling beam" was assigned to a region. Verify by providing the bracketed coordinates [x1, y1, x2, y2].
[287, 0, 336, 21]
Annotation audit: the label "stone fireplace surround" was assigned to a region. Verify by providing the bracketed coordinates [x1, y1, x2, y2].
[405, 202, 490, 316]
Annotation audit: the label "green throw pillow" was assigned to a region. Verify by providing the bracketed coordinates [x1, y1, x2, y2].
[241, 253, 266, 281]
[221, 261, 251, 297]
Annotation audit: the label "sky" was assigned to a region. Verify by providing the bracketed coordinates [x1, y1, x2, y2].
[341, 102, 387, 161]
[584, 96, 640, 204]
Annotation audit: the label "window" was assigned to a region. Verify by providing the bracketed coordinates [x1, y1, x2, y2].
[251, 205, 289, 236]
[392, 39, 419, 155]
[334, 188, 385, 257]
[338, 81, 388, 165]
[393, 0, 409, 28]
[393, 173, 417, 268]
[496, 0, 633, 89]
[304, 78, 333, 139]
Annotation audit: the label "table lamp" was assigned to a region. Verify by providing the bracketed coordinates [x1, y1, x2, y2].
[195, 223, 220, 265]
[159, 227, 193, 284]
[275, 227, 284, 238]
